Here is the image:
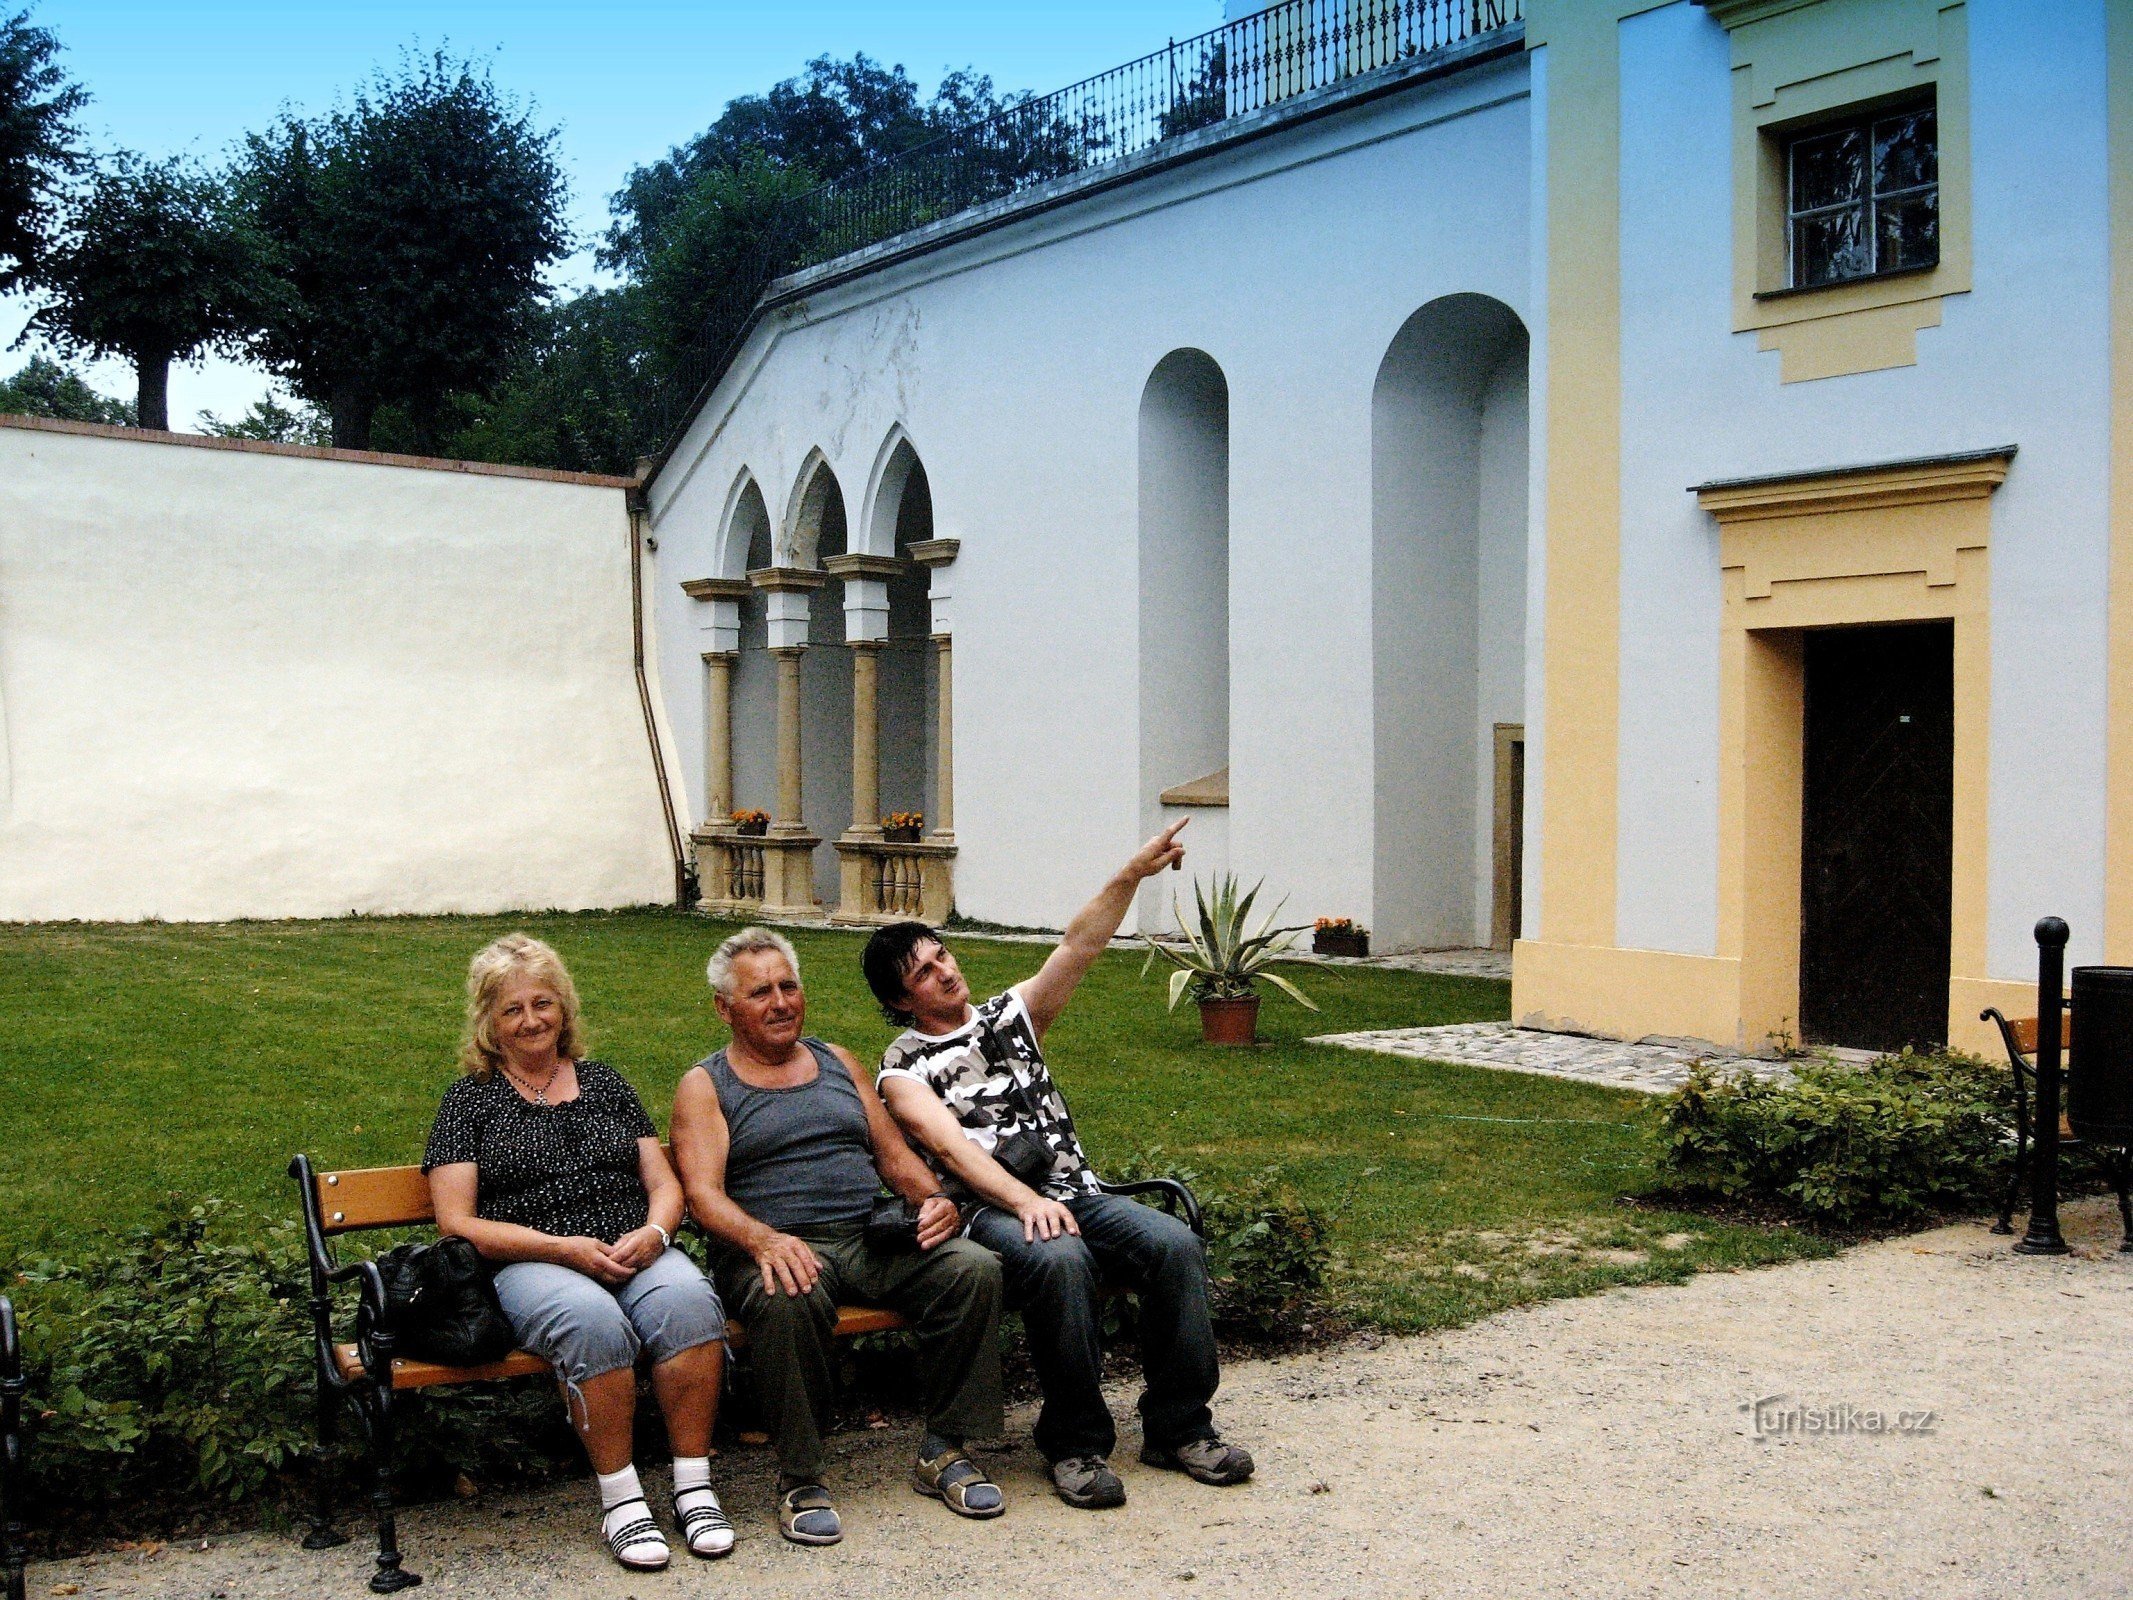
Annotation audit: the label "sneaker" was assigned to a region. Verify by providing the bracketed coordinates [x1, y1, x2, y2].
[1140, 1435, 1255, 1486]
[1050, 1455, 1126, 1510]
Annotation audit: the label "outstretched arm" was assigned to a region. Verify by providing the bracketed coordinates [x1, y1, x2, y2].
[1018, 819, 1188, 1039]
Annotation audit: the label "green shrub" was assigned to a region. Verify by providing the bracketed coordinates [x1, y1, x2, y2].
[9, 1201, 578, 1524]
[1109, 1157, 1335, 1342]
[1656, 1050, 2016, 1225]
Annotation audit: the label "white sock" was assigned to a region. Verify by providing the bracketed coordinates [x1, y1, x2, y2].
[672, 1456, 712, 1496]
[596, 1463, 645, 1512]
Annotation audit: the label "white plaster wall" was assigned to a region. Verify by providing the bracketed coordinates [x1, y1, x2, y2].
[0, 426, 675, 921]
[1613, 0, 2113, 977]
[650, 56, 1532, 934]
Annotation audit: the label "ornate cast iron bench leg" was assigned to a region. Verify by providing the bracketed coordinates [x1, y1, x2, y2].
[361, 1330, 419, 1594]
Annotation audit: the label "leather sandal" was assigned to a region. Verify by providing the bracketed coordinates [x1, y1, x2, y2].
[778, 1482, 843, 1546]
[912, 1446, 1006, 1519]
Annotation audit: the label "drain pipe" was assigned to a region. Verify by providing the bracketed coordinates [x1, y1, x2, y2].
[628, 468, 694, 908]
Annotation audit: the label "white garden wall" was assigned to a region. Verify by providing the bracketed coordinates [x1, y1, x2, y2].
[0, 420, 677, 922]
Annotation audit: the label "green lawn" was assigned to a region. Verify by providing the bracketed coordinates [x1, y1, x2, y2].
[2, 911, 1831, 1330]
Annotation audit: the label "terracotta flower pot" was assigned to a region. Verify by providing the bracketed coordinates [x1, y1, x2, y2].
[1198, 994, 1261, 1046]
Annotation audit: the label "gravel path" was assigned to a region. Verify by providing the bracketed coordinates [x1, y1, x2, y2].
[32, 1198, 2133, 1600]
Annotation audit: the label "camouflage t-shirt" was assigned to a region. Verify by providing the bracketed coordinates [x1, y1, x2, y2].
[876, 987, 1100, 1201]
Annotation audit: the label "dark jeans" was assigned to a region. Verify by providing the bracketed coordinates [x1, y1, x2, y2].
[713, 1229, 1004, 1480]
[966, 1190, 1219, 1463]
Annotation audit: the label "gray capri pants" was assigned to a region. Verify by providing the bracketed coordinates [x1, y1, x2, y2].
[493, 1247, 725, 1389]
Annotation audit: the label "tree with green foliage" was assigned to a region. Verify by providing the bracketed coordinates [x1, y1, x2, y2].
[439, 289, 648, 477]
[196, 393, 330, 446]
[602, 54, 992, 279]
[593, 54, 1045, 463]
[0, 351, 131, 423]
[0, 6, 86, 290]
[23, 152, 267, 430]
[235, 52, 568, 452]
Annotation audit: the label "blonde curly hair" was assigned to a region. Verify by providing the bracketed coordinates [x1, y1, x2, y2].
[460, 933, 583, 1081]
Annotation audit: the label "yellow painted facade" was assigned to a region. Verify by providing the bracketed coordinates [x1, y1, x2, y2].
[1512, 0, 2097, 1058]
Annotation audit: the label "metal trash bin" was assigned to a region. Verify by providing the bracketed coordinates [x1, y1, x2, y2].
[2069, 965, 2133, 1146]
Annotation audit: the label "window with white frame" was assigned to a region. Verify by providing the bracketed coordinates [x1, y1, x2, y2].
[1786, 103, 1938, 289]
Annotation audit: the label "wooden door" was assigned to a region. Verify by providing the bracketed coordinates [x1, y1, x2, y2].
[1798, 623, 1954, 1051]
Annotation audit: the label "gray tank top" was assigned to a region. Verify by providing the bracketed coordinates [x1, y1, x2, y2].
[699, 1037, 879, 1235]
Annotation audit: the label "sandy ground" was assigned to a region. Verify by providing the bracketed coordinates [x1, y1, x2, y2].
[29, 1198, 2133, 1600]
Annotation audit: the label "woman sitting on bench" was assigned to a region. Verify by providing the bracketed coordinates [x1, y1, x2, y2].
[424, 933, 731, 1572]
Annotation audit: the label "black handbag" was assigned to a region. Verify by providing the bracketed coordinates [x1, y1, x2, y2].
[375, 1236, 518, 1366]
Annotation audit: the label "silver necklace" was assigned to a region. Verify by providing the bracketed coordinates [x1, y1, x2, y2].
[503, 1058, 564, 1106]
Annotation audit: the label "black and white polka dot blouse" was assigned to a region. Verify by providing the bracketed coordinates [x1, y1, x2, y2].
[422, 1060, 657, 1244]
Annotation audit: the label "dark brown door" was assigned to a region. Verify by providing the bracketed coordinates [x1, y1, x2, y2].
[1798, 622, 1954, 1052]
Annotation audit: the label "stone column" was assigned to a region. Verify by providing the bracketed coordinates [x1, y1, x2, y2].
[771, 645, 805, 834]
[848, 640, 883, 838]
[702, 651, 735, 821]
[932, 633, 955, 838]
[908, 538, 961, 844]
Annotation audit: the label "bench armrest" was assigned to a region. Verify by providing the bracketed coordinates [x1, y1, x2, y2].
[289, 1153, 399, 1387]
[1095, 1177, 1204, 1239]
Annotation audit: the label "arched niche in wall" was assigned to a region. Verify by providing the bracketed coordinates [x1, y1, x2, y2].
[720, 472, 773, 579]
[727, 471, 780, 823]
[864, 430, 940, 828]
[1139, 348, 1231, 923]
[1370, 292, 1529, 953]
[787, 454, 853, 903]
[785, 451, 849, 571]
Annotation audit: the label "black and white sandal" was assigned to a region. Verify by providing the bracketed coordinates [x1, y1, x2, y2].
[674, 1486, 735, 1558]
[602, 1497, 671, 1570]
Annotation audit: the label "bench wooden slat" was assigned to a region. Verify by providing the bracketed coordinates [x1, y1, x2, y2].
[2004, 1015, 2073, 1056]
[335, 1306, 914, 1391]
[314, 1165, 436, 1234]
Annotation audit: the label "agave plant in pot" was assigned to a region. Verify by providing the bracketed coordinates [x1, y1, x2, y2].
[1141, 873, 1318, 1044]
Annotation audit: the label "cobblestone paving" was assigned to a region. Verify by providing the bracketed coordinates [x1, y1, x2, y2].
[1303, 945, 1511, 979]
[1310, 1020, 1802, 1094]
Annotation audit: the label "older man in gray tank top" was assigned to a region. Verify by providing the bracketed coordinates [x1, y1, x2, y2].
[671, 926, 1007, 1548]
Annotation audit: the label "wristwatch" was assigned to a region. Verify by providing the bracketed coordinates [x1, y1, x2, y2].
[651, 1222, 673, 1250]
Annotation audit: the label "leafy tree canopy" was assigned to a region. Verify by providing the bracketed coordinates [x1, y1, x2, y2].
[602, 53, 1019, 277]
[196, 393, 330, 446]
[24, 151, 267, 429]
[0, 351, 131, 423]
[0, 7, 85, 290]
[235, 51, 569, 452]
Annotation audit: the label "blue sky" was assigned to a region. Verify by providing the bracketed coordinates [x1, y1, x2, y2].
[5, 1, 1222, 425]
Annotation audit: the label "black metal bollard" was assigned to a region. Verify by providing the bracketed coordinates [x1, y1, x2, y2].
[2016, 917, 2071, 1255]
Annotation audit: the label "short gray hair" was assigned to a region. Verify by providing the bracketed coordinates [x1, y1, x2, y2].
[707, 926, 801, 1000]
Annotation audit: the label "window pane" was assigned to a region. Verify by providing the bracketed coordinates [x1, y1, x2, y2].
[1874, 108, 1937, 194]
[1795, 205, 1870, 286]
[1875, 188, 1939, 272]
[1792, 128, 1867, 214]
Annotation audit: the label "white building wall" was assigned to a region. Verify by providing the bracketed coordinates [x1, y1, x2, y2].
[1612, 0, 2113, 978]
[651, 58, 1532, 935]
[0, 424, 676, 922]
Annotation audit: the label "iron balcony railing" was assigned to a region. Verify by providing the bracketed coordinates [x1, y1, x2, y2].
[643, 0, 1523, 470]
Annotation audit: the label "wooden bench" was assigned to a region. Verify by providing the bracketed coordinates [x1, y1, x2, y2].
[1979, 1006, 2133, 1247]
[290, 1150, 1199, 1591]
[2, 1296, 25, 1600]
